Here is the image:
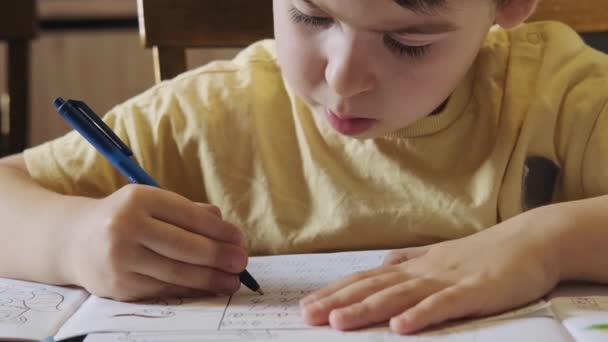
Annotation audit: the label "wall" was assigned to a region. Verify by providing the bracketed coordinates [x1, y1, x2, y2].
[0, 29, 239, 146]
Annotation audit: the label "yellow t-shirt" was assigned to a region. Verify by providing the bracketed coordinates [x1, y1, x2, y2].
[24, 21, 608, 256]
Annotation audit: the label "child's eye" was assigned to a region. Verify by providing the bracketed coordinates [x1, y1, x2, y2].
[383, 35, 431, 59]
[289, 7, 333, 28]
[289, 6, 430, 59]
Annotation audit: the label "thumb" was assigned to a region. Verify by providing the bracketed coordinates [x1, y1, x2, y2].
[383, 246, 430, 266]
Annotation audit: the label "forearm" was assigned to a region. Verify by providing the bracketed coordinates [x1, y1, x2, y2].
[0, 164, 85, 285]
[544, 196, 608, 284]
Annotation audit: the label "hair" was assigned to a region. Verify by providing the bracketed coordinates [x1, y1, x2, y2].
[495, 0, 509, 7]
[394, 0, 509, 14]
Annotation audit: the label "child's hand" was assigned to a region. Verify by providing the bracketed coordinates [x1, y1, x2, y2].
[64, 184, 247, 301]
[300, 209, 562, 334]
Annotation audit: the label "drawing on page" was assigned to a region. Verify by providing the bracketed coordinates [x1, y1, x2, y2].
[0, 283, 64, 324]
[111, 308, 176, 319]
[115, 330, 277, 342]
[108, 295, 227, 320]
[220, 291, 312, 330]
[110, 297, 185, 319]
[133, 297, 185, 306]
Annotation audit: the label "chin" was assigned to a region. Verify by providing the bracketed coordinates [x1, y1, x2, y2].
[343, 127, 388, 140]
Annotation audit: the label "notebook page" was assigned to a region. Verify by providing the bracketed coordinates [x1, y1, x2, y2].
[0, 278, 88, 341]
[57, 249, 570, 341]
[55, 250, 388, 340]
[83, 316, 572, 342]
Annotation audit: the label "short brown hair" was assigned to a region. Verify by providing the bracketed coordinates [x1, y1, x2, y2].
[394, 0, 508, 13]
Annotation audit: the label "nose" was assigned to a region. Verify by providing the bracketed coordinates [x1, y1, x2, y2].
[325, 37, 376, 99]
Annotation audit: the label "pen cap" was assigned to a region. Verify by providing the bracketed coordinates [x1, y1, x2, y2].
[53, 98, 134, 157]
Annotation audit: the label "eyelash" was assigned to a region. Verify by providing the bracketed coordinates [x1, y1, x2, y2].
[288, 7, 431, 59]
[383, 35, 431, 58]
[289, 7, 332, 27]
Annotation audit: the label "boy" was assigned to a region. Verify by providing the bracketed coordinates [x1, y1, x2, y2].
[0, 0, 607, 335]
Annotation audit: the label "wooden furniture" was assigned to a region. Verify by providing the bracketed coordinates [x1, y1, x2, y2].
[39, 0, 137, 21]
[529, 0, 608, 33]
[137, 0, 274, 83]
[0, 0, 37, 156]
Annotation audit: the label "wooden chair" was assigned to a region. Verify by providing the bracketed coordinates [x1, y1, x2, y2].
[137, 0, 274, 83]
[529, 0, 608, 33]
[0, 0, 37, 156]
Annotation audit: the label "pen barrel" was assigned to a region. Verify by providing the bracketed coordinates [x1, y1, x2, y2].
[117, 158, 160, 187]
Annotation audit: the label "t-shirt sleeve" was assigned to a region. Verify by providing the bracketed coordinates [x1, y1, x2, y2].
[23, 84, 208, 201]
[581, 98, 608, 197]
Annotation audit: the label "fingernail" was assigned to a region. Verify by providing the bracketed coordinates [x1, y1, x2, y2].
[300, 297, 314, 307]
[390, 317, 409, 334]
[232, 231, 243, 245]
[210, 205, 222, 217]
[218, 277, 238, 295]
[228, 277, 240, 292]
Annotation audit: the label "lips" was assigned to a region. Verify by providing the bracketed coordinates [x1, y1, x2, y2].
[324, 110, 377, 135]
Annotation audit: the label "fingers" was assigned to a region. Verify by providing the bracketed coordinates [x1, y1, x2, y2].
[105, 272, 213, 302]
[383, 246, 430, 266]
[138, 217, 248, 274]
[132, 246, 241, 295]
[301, 270, 473, 334]
[301, 271, 405, 325]
[390, 285, 477, 334]
[300, 266, 394, 307]
[132, 186, 242, 245]
[329, 279, 444, 331]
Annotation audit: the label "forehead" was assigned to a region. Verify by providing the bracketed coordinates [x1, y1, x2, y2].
[302, 0, 484, 14]
[298, 0, 479, 31]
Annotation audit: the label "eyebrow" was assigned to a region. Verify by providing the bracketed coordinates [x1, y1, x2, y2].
[393, 0, 448, 15]
[391, 21, 458, 34]
[304, 0, 449, 14]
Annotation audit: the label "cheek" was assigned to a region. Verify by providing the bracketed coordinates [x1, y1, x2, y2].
[278, 39, 325, 98]
[403, 37, 480, 97]
[274, 28, 325, 100]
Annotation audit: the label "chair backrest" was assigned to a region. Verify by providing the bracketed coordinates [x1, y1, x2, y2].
[137, 0, 274, 83]
[0, 0, 37, 156]
[529, 0, 608, 33]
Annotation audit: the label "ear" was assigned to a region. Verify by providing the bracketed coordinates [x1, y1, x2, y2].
[495, 0, 540, 29]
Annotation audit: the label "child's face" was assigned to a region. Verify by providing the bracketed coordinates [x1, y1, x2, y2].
[273, 0, 497, 138]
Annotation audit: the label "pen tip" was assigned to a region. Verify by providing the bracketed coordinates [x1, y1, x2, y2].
[257, 289, 265, 295]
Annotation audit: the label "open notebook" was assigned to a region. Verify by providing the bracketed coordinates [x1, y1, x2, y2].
[0, 250, 606, 342]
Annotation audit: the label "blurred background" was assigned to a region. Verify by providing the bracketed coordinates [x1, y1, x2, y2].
[0, 0, 606, 155]
[0, 0, 242, 151]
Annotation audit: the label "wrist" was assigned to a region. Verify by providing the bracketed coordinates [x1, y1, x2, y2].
[534, 198, 607, 283]
[517, 205, 565, 285]
[58, 196, 99, 287]
[533, 204, 576, 283]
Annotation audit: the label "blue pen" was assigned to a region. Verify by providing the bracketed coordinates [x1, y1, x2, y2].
[52, 98, 263, 295]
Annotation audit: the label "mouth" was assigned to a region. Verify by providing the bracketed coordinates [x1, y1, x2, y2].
[324, 109, 377, 136]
